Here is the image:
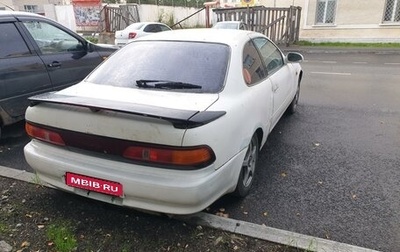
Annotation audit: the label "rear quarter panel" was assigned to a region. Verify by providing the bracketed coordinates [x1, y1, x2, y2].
[182, 48, 274, 173]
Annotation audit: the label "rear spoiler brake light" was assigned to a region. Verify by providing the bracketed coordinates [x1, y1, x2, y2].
[28, 92, 226, 129]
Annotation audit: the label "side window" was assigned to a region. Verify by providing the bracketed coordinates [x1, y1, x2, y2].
[253, 37, 283, 74]
[144, 24, 160, 33]
[159, 25, 171, 31]
[0, 23, 31, 58]
[242, 40, 267, 85]
[22, 21, 84, 54]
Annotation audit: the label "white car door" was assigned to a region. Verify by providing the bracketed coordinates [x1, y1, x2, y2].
[253, 37, 294, 127]
[269, 66, 294, 125]
[241, 39, 272, 146]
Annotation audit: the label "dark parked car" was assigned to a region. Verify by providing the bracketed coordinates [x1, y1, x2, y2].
[0, 11, 117, 138]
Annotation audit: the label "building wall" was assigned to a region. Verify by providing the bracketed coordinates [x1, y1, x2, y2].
[4, 0, 69, 12]
[54, 4, 76, 31]
[0, 0, 15, 10]
[257, 0, 400, 43]
[335, 0, 384, 25]
[261, 0, 300, 8]
[12, 0, 52, 13]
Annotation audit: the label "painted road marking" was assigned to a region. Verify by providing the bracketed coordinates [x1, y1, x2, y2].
[311, 71, 352, 76]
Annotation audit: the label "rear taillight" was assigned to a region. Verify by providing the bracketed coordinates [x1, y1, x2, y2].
[123, 145, 215, 168]
[25, 122, 214, 169]
[128, 32, 136, 39]
[25, 122, 65, 146]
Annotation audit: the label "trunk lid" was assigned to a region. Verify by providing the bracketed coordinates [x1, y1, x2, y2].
[26, 83, 220, 146]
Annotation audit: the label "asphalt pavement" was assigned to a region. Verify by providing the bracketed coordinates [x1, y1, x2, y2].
[0, 165, 379, 252]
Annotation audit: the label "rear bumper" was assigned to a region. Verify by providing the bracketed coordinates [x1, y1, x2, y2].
[24, 140, 245, 215]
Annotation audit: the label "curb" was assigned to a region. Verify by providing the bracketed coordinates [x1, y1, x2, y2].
[176, 213, 380, 252]
[0, 165, 381, 252]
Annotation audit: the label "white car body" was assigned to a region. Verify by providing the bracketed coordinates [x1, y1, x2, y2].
[24, 29, 303, 215]
[114, 22, 171, 46]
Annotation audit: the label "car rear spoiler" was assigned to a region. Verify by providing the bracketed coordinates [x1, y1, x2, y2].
[29, 92, 226, 129]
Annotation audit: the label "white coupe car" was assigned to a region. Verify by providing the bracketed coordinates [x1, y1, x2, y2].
[24, 29, 303, 215]
[114, 22, 171, 46]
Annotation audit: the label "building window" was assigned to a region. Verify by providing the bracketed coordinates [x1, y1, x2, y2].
[384, 0, 400, 22]
[315, 0, 336, 24]
[24, 5, 39, 13]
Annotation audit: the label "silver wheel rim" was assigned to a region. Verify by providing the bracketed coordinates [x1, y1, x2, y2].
[241, 137, 258, 187]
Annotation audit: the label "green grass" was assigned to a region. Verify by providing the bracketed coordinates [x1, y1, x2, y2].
[46, 221, 77, 252]
[31, 173, 43, 186]
[85, 36, 99, 44]
[296, 40, 400, 48]
[0, 222, 9, 234]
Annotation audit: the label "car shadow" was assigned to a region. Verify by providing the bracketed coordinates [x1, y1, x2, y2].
[0, 120, 28, 144]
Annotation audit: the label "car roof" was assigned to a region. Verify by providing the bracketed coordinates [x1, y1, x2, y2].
[123, 21, 170, 31]
[135, 28, 259, 46]
[135, 21, 169, 25]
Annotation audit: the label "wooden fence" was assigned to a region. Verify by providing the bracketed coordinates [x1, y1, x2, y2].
[213, 6, 301, 45]
[96, 5, 301, 45]
[98, 4, 140, 33]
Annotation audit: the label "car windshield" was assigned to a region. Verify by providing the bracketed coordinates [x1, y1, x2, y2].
[86, 41, 230, 93]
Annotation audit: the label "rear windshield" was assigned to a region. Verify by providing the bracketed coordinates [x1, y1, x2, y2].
[86, 41, 230, 93]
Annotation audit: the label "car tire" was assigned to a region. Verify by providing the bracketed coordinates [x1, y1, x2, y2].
[287, 82, 300, 114]
[233, 133, 259, 197]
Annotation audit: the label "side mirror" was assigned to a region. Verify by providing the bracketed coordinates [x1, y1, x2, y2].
[86, 41, 95, 53]
[286, 52, 304, 62]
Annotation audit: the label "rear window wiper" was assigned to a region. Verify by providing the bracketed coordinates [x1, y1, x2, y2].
[136, 80, 202, 89]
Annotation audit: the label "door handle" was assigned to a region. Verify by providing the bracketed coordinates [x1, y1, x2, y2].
[48, 61, 62, 68]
